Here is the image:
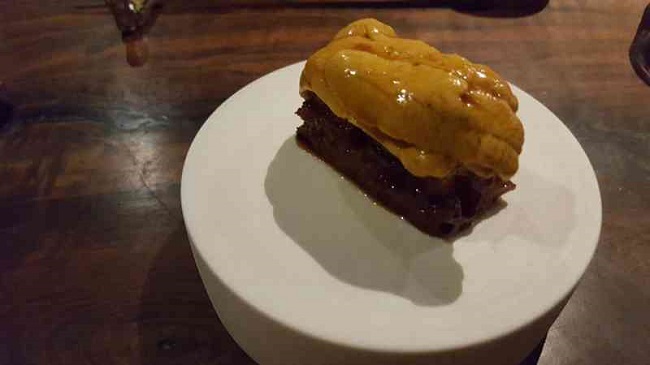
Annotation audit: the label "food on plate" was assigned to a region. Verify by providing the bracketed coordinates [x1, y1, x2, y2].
[296, 18, 524, 237]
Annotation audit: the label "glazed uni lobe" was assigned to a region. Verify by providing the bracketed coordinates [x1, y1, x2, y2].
[299, 18, 525, 180]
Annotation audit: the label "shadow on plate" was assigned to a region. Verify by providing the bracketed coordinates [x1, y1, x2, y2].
[460, 164, 576, 248]
[265, 137, 464, 307]
[137, 225, 256, 365]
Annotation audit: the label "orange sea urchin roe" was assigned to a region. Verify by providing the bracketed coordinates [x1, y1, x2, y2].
[300, 18, 524, 180]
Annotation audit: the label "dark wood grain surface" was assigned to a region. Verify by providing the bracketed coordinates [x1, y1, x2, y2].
[1, 1, 649, 364]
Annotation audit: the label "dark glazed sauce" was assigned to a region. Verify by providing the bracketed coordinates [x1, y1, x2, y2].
[105, 0, 163, 67]
[630, 4, 650, 86]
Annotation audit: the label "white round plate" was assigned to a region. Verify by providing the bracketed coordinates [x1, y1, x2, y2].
[181, 62, 601, 364]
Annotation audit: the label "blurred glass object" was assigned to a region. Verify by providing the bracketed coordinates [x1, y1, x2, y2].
[630, 4, 650, 86]
[105, 0, 164, 67]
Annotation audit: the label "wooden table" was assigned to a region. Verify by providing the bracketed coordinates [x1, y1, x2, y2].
[1, 1, 648, 364]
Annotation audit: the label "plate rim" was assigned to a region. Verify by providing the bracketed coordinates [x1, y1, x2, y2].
[180, 60, 602, 352]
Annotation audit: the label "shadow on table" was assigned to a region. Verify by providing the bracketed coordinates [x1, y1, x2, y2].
[452, 0, 550, 18]
[137, 225, 256, 365]
[80, 0, 550, 18]
[164, 0, 550, 18]
[0, 83, 15, 133]
[521, 337, 546, 365]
